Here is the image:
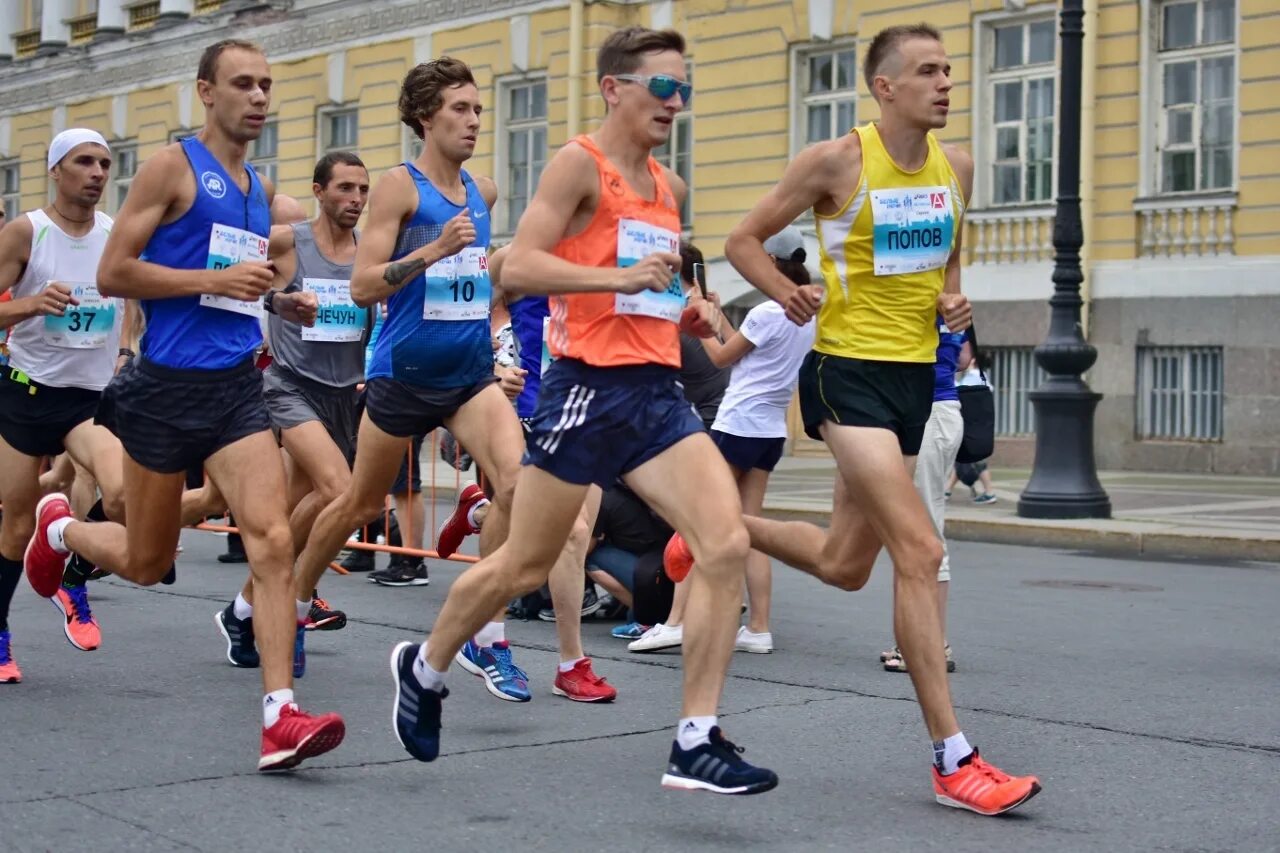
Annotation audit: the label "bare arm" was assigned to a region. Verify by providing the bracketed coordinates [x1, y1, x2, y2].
[0, 218, 38, 329]
[350, 168, 464, 308]
[489, 244, 510, 307]
[699, 329, 756, 369]
[120, 299, 143, 351]
[502, 143, 680, 297]
[726, 139, 855, 317]
[941, 144, 975, 297]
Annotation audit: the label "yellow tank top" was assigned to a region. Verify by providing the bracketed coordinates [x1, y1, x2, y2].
[813, 123, 965, 363]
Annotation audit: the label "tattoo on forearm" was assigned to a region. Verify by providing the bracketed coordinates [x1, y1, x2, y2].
[383, 258, 427, 287]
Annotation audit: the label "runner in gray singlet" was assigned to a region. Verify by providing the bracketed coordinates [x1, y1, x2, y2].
[215, 152, 371, 674]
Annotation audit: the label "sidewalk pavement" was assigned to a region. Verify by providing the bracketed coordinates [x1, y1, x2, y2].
[763, 457, 1280, 563]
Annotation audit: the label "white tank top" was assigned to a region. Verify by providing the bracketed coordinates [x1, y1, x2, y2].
[8, 209, 120, 390]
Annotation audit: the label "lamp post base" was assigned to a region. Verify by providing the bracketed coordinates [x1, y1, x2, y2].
[1017, 380, 1112, 519]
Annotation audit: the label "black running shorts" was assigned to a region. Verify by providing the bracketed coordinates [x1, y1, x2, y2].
[797, 352, 934, 456]
[0, 372, 101, 457]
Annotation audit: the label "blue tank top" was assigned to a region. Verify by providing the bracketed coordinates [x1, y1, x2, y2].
[139, 136, 269, 369]
[932, 314, 965, 403]
[510, 295, 549, 418]
[366, 164, 492, 389]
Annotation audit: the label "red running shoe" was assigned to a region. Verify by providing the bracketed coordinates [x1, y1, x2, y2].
[663, 533, 694, 583]
[259, 704, 346, 772]
[436, 483, 487, 559]
[552, 658, 617, 703]
[25, 493, 72, 599]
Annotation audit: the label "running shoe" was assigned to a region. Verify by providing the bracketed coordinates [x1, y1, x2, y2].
[552, 658, 617, 703]
[628, 622, 683, 653]
[734, 626, 773, 654]
[455, 639, 531, 702]
[436, 483, 487, 559]
[304, 596, 347, 631]
[932, 748, 1041, 815]
[973, 492, 998, 505]
[661, 726, 779, 795]
[214, 603, 260, 668]
[51, 585, 100, 651]
[881, 645, 956, 673]
[537, 586, 601, 622]
[293, 621, 306, 678]
[24, 493, 72, 598]
[0, 631, 21, 683]
[338, 547, 375, 573]
[611, 621, 650, 640]
[369, 558, 429, 587]
[390, 641, 448, 762]
[258, 704, 346, 772]
[663, 532, 694, 583]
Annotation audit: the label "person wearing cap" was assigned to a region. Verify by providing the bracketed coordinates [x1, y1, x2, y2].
[694, 225, 815, 654]
[0, 128, 123, 678]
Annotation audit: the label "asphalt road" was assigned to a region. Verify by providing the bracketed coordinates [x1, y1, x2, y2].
[2, 530, 1277, 852]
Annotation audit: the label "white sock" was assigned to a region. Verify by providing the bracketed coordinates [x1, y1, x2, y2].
[263, 689, 295, 728]
[47, 517, 73, 554]
[466, 499, 490, 529]
[413, 644, 447, 692]
[933, 731, 973, 775]
[676, 716, 716, 751]
[474, 621, 505, 647]
[558, 656, 586, 673]
[232, 593, 253, 621]
[295, 599, 310, 621]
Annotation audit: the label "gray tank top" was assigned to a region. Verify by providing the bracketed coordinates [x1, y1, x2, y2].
[268, 221, 368, 388]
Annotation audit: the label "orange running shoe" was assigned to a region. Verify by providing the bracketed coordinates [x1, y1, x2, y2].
[663, 533, 694, 583]
[52, 586, 101, 651]
[0, 630, 21, 683]
[932, 749, 1041, 816]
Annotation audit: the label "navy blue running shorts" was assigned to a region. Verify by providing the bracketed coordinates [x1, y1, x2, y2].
[522, 358, 705, 488]
[710, 429, 785, 473]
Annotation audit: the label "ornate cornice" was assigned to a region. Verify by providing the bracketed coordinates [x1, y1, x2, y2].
[0, 0, 544, 114]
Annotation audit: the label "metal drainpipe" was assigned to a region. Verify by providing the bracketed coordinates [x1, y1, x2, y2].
[568, 0, 584, 137]
[1079, 0, 1099, 338]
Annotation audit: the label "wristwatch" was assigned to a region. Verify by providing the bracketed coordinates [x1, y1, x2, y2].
[263, 289, 278, 315]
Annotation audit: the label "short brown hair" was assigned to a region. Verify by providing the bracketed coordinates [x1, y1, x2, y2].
[862, 24, 943, 96]
[197, 39, 262, 84]
[399, 57, 477, 139]
[313, 151, 367, 188]
[597, 27, 686, 81]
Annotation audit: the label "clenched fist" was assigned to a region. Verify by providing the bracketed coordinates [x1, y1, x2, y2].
[29, 282, 78, 317]
[210, 261, 274, 302]
[432, 209, 477, 258]
[615, 252, 682, 296]
[936, 292, 972, 333]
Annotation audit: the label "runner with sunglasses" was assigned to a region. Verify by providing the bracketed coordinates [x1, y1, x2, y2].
[388, 26, 777, 796]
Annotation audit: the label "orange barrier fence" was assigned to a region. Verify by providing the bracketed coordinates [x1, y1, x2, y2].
[194, 430, 483, 572]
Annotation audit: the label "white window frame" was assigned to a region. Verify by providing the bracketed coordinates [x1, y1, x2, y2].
[790, 40, 858, 156]
[653, 60, 694, 234]
[317, 105, 358, 156]
[972, 12, 1059, 209]
[250, 119, 278, 187]
[495, 73, 548, 236]
[1, 160, 20, 221]
[109, 142, 137, 215]
[1136, 345, 1223, 441]
[1139, 0, 1239, 197]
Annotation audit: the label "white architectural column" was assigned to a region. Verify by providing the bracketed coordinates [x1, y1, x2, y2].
[158, 0, 195, 26]
[96, 0, 128, 39]
[0, 3, 19, 62]
[39, 0, 75, 54]
[510, 15, 529, 72]
[650, 0, 673, 31]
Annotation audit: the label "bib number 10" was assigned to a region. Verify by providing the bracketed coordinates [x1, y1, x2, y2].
[448, 280, 476, 303]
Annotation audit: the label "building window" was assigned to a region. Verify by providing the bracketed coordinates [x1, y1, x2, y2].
[1155, 0, 1236, 193]
[110, 144, 137, 214]
[1137, 346, 1223, 440]
[984, 18, 1057, 206]
[320, 107, 358, 154]
[402, 125, 424, 163]
[251, 120, 278, 186]
[1, 161, 20, 221]
[128, 1, 161, 31]
[796, 44, 857, 148]
[499, 77, 547, 232]
[654, 64, 693, 230]
[194, 0, 223, 13]
[990, 347, 1046, 436]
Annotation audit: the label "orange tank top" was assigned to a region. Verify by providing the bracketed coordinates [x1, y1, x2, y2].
[548, 135, 683, 368]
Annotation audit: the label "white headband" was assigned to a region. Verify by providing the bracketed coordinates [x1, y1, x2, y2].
[48, 128, 110, 170]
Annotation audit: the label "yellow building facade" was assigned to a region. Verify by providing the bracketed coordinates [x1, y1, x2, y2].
[2, 0, 1278, 473]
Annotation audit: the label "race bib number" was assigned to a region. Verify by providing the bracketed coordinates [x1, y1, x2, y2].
[614, 218, 684, 323]
[200, 223, 269, 317]
[301, 278, 367, 342]
[869, 187, 955, 276]
[423, 247, 491, 322]
[43, 281, 116, 349]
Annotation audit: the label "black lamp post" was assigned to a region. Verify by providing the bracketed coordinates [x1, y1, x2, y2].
[1016, 0, 1111, 519]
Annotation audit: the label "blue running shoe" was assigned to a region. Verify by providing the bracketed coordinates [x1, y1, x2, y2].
[390, 641, 448, 762]
[661, 726, 779, 795]
[454, 639, 531, 702]
[293, 621, 306, 678]
[611, 621, 650, 640]
[214, 604, 259, 668]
